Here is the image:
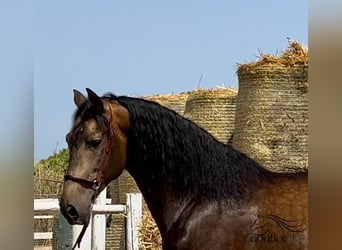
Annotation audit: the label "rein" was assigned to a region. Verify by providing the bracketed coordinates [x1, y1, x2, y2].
[64, 102, 115, 249]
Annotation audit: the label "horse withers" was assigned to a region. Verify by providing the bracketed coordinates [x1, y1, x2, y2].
[60, 88, 308, 250]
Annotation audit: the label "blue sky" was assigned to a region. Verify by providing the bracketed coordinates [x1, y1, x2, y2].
[34, 1, 307, 161]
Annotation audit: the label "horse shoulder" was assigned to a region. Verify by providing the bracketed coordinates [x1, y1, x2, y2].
[163, 201, 258, 250]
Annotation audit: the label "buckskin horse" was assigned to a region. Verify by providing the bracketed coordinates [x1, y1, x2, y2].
[60, 88, 308, 250]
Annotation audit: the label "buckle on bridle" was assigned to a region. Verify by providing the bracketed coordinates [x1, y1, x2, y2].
[92, 180, 100, 191]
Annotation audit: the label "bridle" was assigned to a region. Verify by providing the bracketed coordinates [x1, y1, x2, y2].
[64, 102, 115, 196]
[63, 101, 115, 250]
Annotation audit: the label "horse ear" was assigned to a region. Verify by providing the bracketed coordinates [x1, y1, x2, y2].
[86, 88, 104, 113]
[73, 89, 87, 108]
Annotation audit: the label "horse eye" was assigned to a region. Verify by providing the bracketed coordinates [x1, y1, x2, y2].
[86, 139, 102, 148]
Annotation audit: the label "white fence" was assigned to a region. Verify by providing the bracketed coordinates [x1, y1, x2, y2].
[34, 190, 142, 250]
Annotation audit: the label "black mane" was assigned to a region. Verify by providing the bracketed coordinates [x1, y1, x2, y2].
[108, 94, 273, 202]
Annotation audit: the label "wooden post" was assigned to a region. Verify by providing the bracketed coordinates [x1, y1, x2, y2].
[91, 188, 107, 250]
[126, 193, 142, 250]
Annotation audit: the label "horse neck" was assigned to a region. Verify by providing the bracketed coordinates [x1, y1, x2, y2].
[123, 107, 194, 234]
[126, 166, 186, 236]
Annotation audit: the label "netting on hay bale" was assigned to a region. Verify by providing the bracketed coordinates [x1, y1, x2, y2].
[183, 88, 238, 144]
[144, 92, 190, 115]
[232, 40, 308, 172]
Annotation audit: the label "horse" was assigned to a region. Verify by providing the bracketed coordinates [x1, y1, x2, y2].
[60, 88, 308, 250]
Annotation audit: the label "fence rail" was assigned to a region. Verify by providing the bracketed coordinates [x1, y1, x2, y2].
[34, 191, 142, 250]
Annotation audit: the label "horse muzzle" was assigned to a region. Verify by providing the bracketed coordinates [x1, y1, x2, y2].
[59, 197, 91, 225]
[60, 181, 93, 225]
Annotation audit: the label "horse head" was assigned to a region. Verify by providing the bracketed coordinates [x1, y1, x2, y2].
[60, 88, 130, 226]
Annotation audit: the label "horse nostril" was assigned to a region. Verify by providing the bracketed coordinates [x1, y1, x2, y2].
[67, 205, 79, 221]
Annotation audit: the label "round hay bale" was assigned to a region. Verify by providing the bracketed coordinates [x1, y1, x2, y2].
[232, 40, 308, 172]
[144, 92, 190, 115]
[183, 88, 238, 144]
[105, 213, 126, 250]
[117, 170, 141, 203]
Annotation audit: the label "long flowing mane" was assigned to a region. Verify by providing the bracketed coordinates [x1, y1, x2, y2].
[105, 93, 273, 202]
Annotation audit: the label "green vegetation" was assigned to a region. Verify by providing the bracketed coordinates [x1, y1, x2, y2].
[34, 148, 69, 198]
